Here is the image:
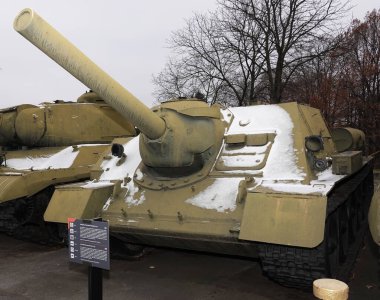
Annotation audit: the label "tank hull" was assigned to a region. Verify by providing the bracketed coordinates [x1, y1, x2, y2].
[46, 103, 374, 288]
[49, 159, 373, 288]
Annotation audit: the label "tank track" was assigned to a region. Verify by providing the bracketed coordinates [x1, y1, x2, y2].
[109, 236, 147, 260]
[258, 163, 374, 289]
[0, 187, 61, 244]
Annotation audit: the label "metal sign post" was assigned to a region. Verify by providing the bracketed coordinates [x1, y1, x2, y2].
[67, 218, 110, 300]
[88, 265, 103, 300]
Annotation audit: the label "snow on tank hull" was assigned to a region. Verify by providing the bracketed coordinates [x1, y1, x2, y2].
[100, 102, 339, 247]
[0, 144, 109, 242]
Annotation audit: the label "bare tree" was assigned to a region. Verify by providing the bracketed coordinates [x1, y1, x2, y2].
[153, 5, 266, 106]
[218, 0, 349, 103]
[154, 0, 349, 105]
[286, 40, 355, 125]
[286, 10, 380, 157]
[345, 10, 380, 154]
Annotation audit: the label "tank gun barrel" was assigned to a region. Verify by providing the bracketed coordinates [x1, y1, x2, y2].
[13, 8, 165, 140]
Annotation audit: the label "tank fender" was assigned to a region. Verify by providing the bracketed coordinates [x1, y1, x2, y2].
[44, 183, 113, 223]
[239, 192, 327, 248]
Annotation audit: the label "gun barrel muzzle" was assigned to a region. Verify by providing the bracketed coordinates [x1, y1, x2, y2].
[14, 8, 165, 139]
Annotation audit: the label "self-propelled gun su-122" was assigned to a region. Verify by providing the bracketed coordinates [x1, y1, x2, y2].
[14, 8, 374, 288]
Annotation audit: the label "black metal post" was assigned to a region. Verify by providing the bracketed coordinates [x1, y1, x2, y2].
[88, 265, 102, 300]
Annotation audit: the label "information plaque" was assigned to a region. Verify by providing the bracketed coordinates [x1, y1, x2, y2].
[67, 218, 110, 270]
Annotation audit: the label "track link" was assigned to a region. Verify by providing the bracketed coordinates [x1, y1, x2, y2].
[0, 187, 61, 244]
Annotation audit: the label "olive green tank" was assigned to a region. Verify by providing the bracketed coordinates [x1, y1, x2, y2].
[14, 8, 375, 288]
[0, 90, 136, 243]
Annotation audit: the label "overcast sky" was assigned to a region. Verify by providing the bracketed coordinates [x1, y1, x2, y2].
[0, 0, 379, 108]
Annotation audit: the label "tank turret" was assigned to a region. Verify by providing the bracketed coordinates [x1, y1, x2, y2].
[14, 8, 375, 289]
[0, 91, 136, 148]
